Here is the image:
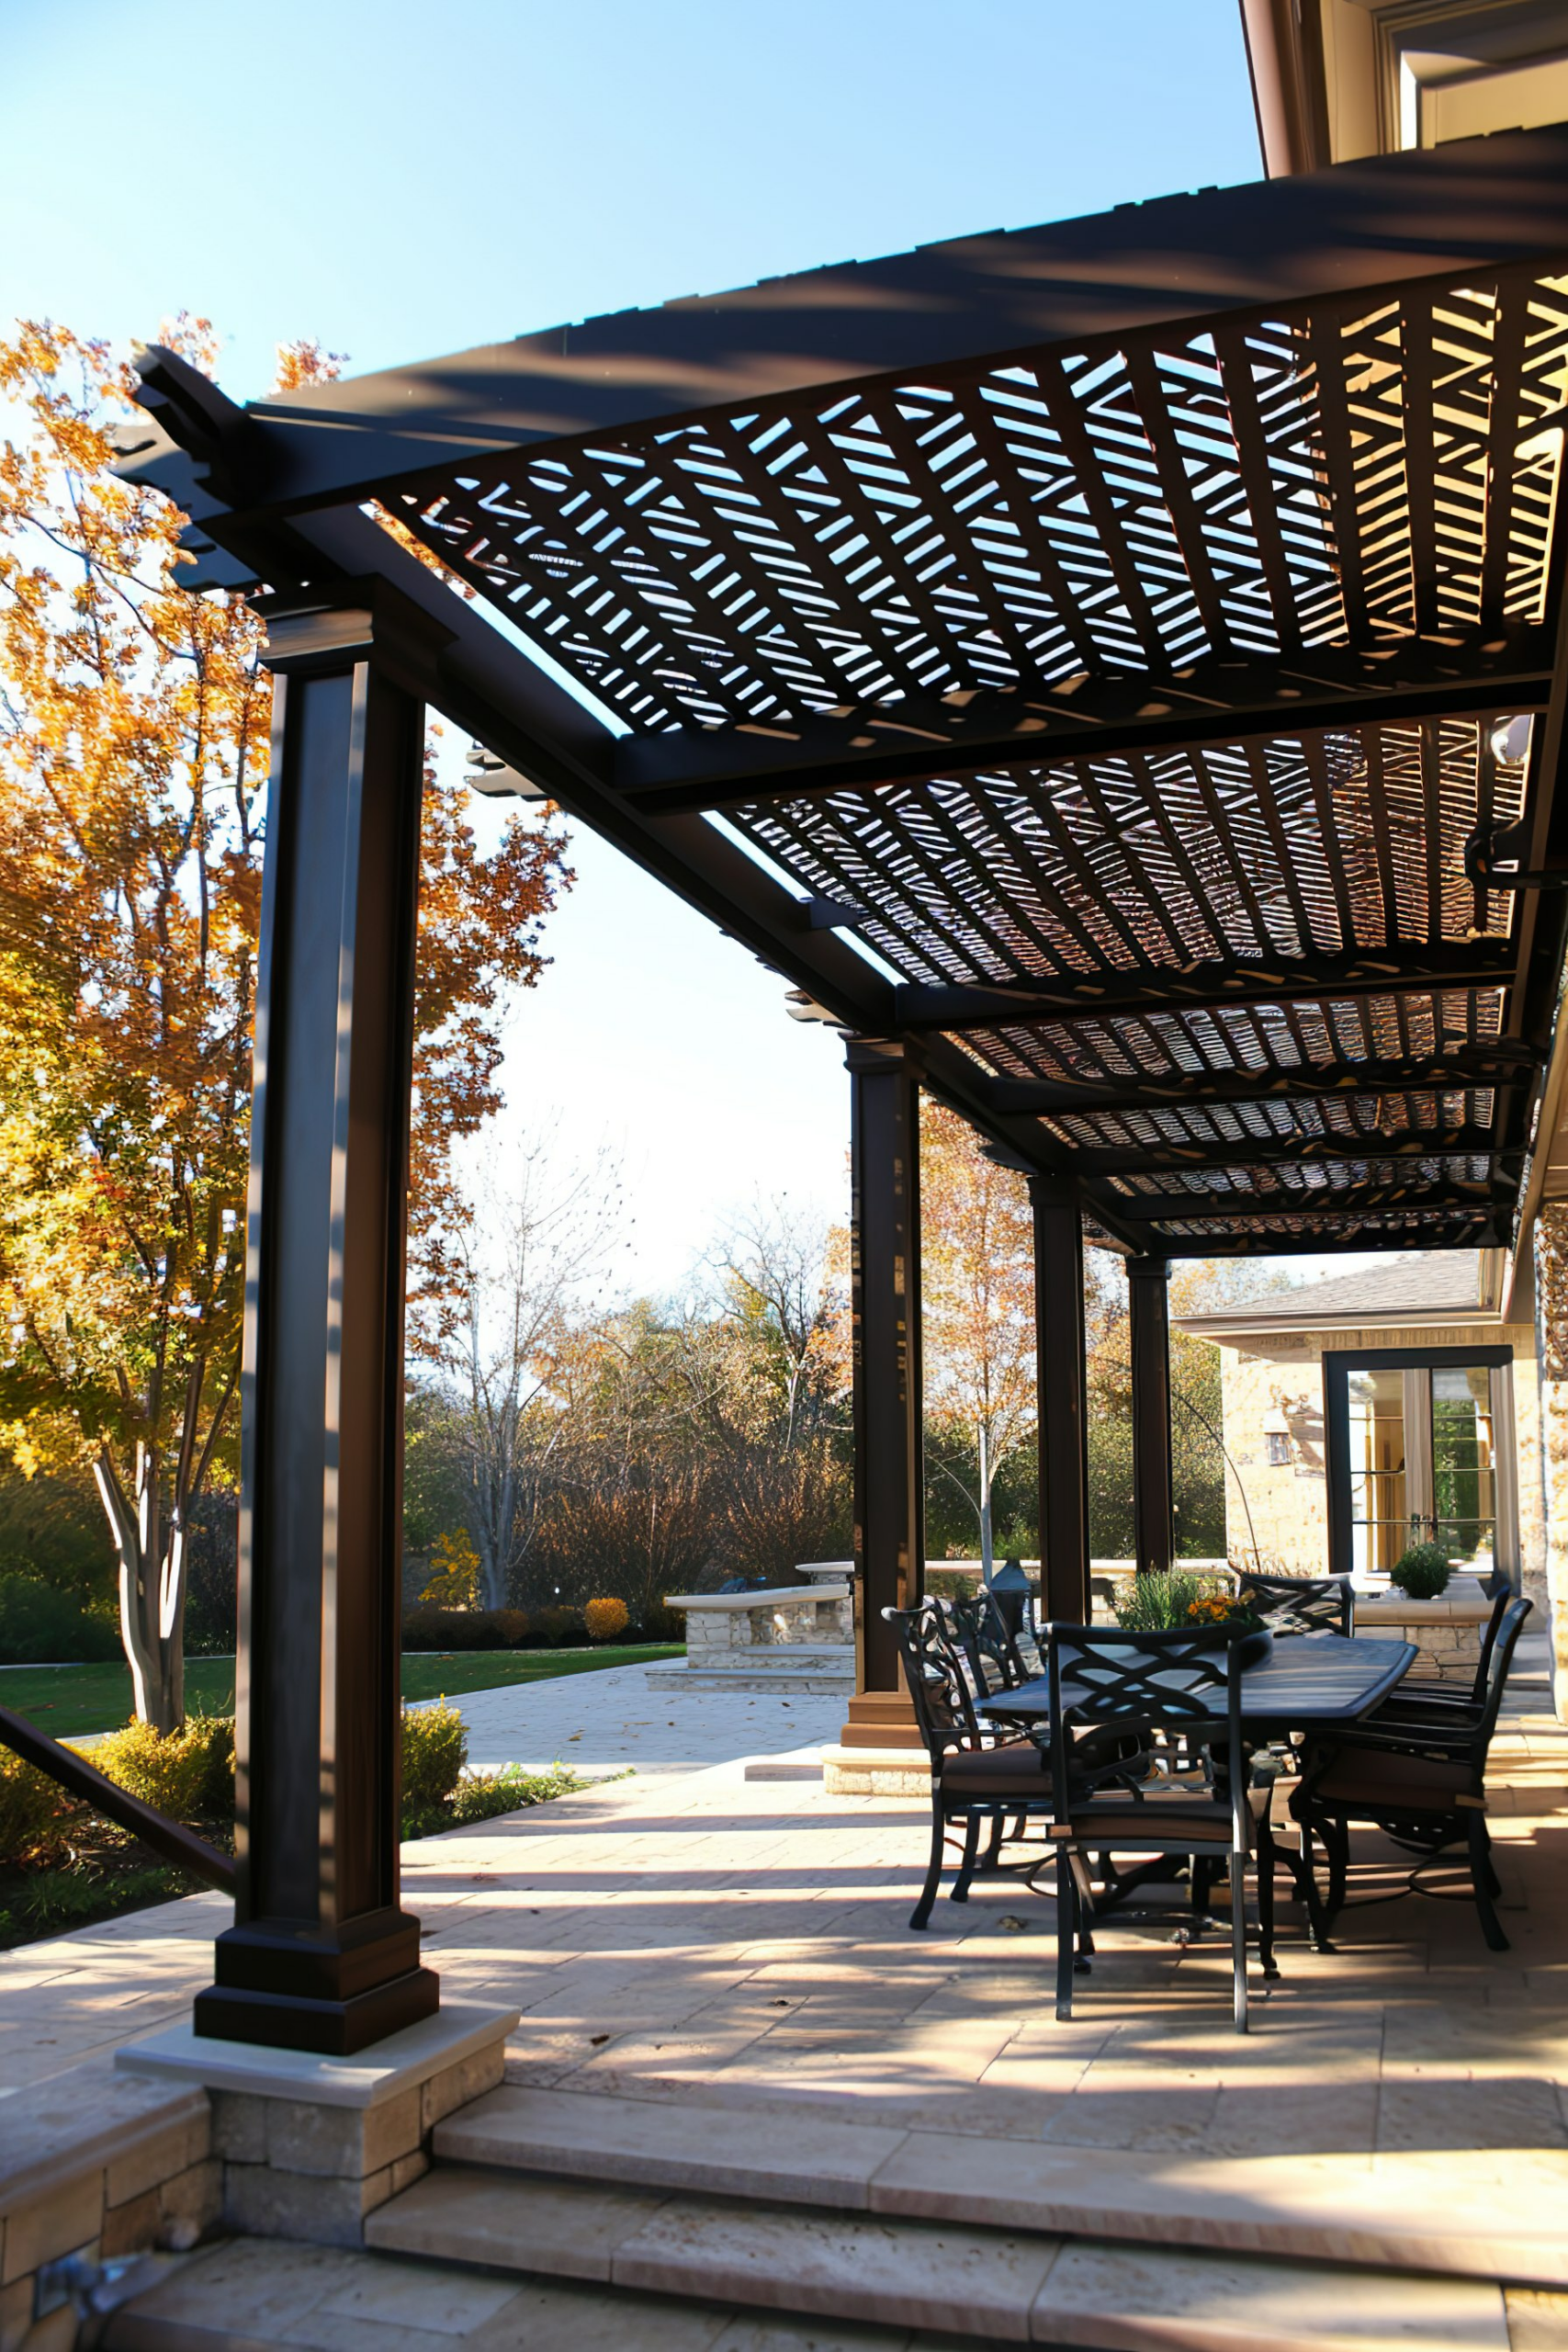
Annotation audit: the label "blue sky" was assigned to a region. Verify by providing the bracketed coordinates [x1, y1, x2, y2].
[2, 0, 1315, 1297]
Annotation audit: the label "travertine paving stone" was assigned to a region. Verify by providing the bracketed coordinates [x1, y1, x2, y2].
[435, 2082, 908, 2206]
[1032, 2239, 1507, 2350]
[102, 2234, 981, 2350]
[6, 1667, 1567, 2314]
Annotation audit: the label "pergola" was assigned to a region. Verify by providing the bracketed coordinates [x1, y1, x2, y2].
[110, 124, 1568, 2055]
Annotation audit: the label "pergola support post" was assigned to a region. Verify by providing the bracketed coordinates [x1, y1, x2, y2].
[840, 1037, 924, 1752]
[196, 585, 441, 2055]
[1031, 1180, 1089, 1623]
[1128, 1255, 1175, 1577]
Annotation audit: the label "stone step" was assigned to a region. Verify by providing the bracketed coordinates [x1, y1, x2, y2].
[675, 1645, 853, 1663]
[99, 2233, 1014, 2351]
[364, 2162, 1513, 2348]
[649, 1668, 854, 1693]
[426, 2081, 1565, 2289]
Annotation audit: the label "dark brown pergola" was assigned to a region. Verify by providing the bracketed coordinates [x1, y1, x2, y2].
[95, 123, 1568, 2053]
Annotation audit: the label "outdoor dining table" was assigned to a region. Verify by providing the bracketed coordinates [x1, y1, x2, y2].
[974, 1630, 1418, 1742]
[973, 1629, 1419, 1939]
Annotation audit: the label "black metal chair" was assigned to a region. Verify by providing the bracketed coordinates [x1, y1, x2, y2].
[1235, 1567, 1354, 1636]
[1043, 1623, 1278, 2032]
[936, 1588, 1028, 1695]
[883, 1601, 1147, 1930]
[884, 1600, 1056, 1928]
[1365, 1586, 1513, 1728]
[1290, 1596, 1532, 1951]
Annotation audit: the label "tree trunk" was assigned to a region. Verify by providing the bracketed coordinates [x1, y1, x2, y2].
[94, 1444, 186, 1732]
[978, 1424, 995, 1586]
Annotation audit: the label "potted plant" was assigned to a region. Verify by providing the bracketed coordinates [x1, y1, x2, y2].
[1113, 1572, 1272, 1666]
[1388, 1541, 1451, 1600]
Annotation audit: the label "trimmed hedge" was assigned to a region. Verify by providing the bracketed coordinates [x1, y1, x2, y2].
[0, 1575, 120, 1665]
[401, 1697, 467, 1813]
[400, 1604, 603, 1651]
[93, 1713, 234, 1823]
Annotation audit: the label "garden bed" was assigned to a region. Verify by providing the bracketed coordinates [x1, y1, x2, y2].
[0, 1698, 603, 1951]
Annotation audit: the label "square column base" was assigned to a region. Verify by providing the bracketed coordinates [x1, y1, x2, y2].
[840, 1690, 923, 1750]
[822, 1743, 933, 1795]
[116, 2002, 516, 2248]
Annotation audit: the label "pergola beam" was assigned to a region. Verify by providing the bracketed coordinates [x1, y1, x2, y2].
[613, 639, 1553, 817]
[982, 1048, 1541, 1119]
[1104, 1178, 1508, 1224]
[1069, 1125, 1511, 1176]
[1157, 1216, 1506, 1258]
[122, 125, 1568, 522]
[894, 944, 1517, 1033]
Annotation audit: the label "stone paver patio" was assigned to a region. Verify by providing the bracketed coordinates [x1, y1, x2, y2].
[4, 1643, 1567, 2349]
[443, 1657, 843, 1779]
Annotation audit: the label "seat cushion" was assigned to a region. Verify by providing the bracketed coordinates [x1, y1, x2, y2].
[1066, 1791, 1244, 1849]
[1309, 1744, 1474, 1815]
[941, 1740, 1052, 1800]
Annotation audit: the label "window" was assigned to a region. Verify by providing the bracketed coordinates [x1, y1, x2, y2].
[1266, 1431, 1292, 1466]
[1325, 1347, 1518, 1586]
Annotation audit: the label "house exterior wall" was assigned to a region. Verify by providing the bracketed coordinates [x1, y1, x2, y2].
[1215, 1319, 1542, 1588]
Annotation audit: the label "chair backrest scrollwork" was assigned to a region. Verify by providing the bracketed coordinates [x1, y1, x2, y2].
[1043, 1622, 1247, 1849]
[881, 1601, 983, 1758]
[1235, 1567, 1354, 1638]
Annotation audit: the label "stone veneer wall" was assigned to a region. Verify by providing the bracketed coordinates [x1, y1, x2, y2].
[1214, 1317, 1543, 1593]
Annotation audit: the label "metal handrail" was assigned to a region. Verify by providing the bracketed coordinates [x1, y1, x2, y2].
[0, 1702, 235, 1894]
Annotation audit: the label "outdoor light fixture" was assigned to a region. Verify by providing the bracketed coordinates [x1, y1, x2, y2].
[465, 741, 547, 801]
[988, 1558, 1034, 1642]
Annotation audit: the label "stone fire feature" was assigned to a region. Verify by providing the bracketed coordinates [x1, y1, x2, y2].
[660, 1577, 852, 1694]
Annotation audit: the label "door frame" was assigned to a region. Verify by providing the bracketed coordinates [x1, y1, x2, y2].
[1323, 1344, 1516, 1585]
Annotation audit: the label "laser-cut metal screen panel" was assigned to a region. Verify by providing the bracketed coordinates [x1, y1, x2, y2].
[395, 270, 1568, 736]
[382, 258, 1568, 1256]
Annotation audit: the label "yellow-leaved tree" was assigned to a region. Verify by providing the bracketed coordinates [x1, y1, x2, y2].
[0, 319, 570, 1729]
[919, 1103, 1037, 1581]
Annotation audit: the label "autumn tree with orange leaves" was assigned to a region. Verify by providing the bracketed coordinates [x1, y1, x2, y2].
[0, 320, 569, 1729]
[919, 1103, 1038, 1582]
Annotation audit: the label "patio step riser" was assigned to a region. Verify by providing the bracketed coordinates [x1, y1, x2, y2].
[426, 2082, 1568, 2291]
[365, 2164, 1515, 2349]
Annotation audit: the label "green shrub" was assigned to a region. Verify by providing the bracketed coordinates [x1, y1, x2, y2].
[401, 1608, 505, 1652]
[1390, 1543, 1451, 1600]
[1113, 1570, 1214, 1632]
[400, 1698, 467, 1814]
[0, 1747, 80, 1864]
[94, 1713, 234, 1823]
[0, 1575, 121, 1665]
[533, 1604, 583, 1648]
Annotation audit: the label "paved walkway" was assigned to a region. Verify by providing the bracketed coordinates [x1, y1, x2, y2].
[438, 1658, 843, 1780]
[5, 1648, 1568, 2345]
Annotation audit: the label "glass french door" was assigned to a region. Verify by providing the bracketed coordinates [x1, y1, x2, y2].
[1331, 1348, 1517, 1586]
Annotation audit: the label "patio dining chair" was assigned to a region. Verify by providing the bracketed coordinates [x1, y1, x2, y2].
[1235, 1567, 1354, 1637]
[1366, 1586, 1513, 1729]
[1043, 1623, 1280, 2032]
[883, 1602, 1146, 1931]
[1289, 1596, 1532, 1951]
[937, 1588, 1029, 1694]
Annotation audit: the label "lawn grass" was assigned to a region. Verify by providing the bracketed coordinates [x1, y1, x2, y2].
[0, 1645, 683, 1738]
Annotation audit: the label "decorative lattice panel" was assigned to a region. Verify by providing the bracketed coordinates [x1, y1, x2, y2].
[395, 271, 1568, 736]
